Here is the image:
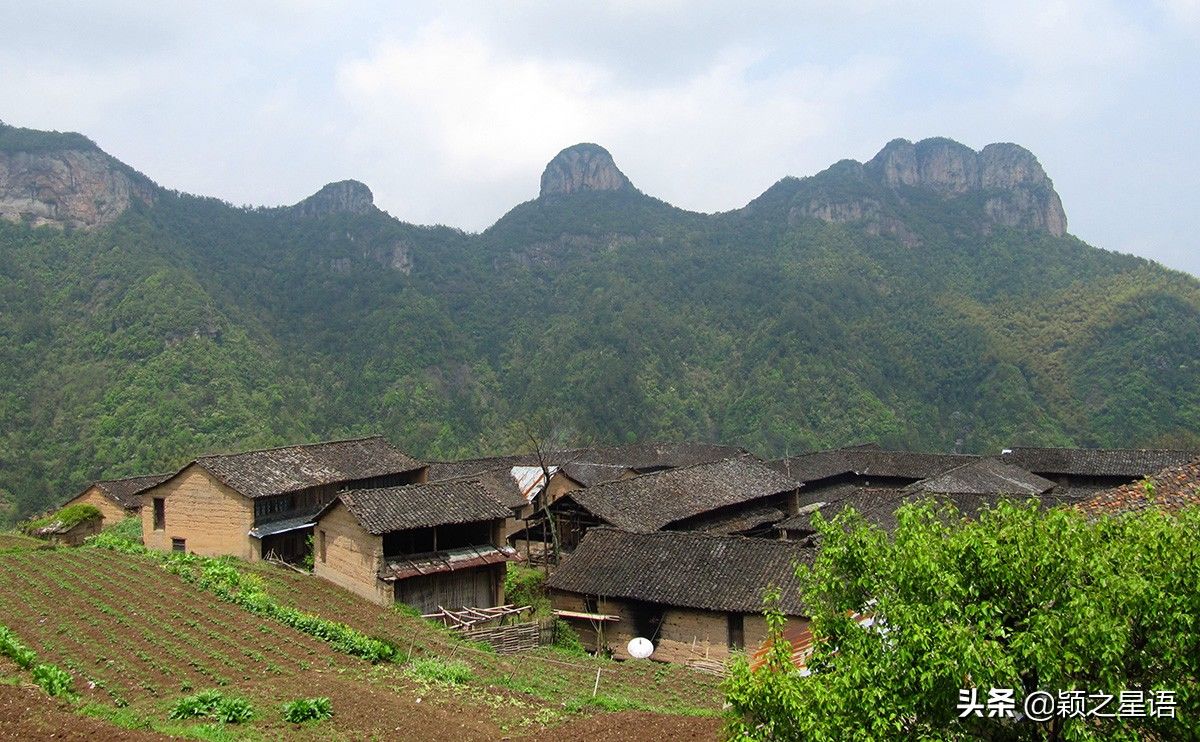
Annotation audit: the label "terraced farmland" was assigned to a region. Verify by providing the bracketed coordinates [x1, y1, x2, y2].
[0, 544, 723, 739]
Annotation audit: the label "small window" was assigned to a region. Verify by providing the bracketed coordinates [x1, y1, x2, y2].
[584, 595, 598, 614]
[171, 538, 186, 553]
[318, 530, 327, 563]
[153, 498, 165, 530]
[727, 613, 745, 650]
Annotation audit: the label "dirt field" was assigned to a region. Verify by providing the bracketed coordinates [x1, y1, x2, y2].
[0, 680, 166, 741]
[0, 532, 48, 551]
[0, 546, 725, 739]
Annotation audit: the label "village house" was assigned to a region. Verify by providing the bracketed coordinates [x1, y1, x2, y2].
[547, 528, 812, 665]
[521, 456, 802, 557]
[312, 479, 516, 610]
[1000, 446, 1199, 496]
[140, 436, 426, 562]
[62, 472, 171, 526]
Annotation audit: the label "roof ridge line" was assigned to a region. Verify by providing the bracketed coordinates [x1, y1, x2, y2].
[194, 434, 388, 461]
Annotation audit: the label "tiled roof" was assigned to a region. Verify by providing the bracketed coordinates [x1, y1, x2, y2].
[558, 462, 632, 487]
[76, 473, 171, 509]
[777, 485, 1075, 536]
[425, 456, 526, 481]
[1000, 447, 1198, 478]
[329, 479, 513, 535]
[426, 441, 743, 481]
[775, 488, 905, 534]
[566, 456, 800, 532]
[768, 446, 977, 484]
[461, 467, 530, 510]
[195, 436, 424, 499]
[1079, 457, 1200, 516]
[904, 458, 1055, 496]
[690, 502, 786, 535]
[546, 528, 813, 614]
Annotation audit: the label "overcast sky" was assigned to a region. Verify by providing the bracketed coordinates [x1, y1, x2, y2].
[2, 1, 1197, 275]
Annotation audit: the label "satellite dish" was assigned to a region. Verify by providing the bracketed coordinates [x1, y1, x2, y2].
[627, 637, 654, 659]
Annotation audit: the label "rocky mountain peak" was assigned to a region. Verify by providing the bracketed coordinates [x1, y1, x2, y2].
[539, 143, 634, 197]
[0, 123, 157, 230]
[808, 136, 1067, 237]
[292, 180, 376, 217]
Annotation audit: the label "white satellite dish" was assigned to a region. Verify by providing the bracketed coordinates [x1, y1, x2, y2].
[627, 637, 654, 659]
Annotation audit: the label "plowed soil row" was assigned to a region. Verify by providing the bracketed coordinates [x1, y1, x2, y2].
[0, 549, 511, 740]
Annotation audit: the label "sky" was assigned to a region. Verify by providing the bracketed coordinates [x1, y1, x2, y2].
[2, 1, 1197, 275]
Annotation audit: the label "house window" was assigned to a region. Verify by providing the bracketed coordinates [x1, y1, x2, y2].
[171, 538, 186, 553]
[727, 613, 745, 650]
[584, 595, 599, 614]
[318, 530, 327, 563]
[153, 498, 165, 530]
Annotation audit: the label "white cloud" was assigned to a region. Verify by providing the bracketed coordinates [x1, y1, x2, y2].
[336, 23, 893, 222]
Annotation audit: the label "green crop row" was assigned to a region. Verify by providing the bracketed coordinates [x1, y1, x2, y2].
[88, 533, 399, 663]
[0, 623, 76, 699]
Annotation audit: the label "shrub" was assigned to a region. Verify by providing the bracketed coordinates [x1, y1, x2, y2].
[87, 531, 149, 554]
[406, 657, 473, 685]
[214, 696, 255, 724]
[551, 619, 587, 656]
[103, 516, 143, 542]
[169, 690, 224, 720]
[301, 535, 314, 571]
[282, 697, 333, 723]
[503, 563, 549, 613]
[32, 663, 74, 698]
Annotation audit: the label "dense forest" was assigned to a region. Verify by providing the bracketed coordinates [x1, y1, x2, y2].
[2, 126, 1198, 522]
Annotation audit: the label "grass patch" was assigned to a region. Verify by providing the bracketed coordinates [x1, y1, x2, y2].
[406, 657, 474, 685]
[80, 702, 254, 740]
[564, 693, 718, 717]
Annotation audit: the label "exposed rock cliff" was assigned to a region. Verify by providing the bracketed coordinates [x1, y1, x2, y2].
[539, 143, 635, 197]
[292, 179, 376, 217]
[791, 137, 1067, 238]
[0, 125, 157, 230]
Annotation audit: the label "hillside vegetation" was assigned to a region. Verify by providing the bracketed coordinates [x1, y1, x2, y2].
[2, 127, 1199, 520]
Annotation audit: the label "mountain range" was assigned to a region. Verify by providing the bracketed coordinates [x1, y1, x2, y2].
[1, 121, 1198, 522]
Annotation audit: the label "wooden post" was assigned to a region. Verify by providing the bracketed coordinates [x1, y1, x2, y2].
[592, 666, 601, 697]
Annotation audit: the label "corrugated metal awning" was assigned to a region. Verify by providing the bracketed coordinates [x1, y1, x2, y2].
[379, 544, 518, 581]
[510, 465, 557, 503]
[248, 515, 315, 539]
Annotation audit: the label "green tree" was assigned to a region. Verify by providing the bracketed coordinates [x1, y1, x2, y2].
[724, 500, 1200, 740]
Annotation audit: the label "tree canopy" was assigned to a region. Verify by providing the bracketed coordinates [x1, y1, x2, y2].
[724, 501, 1200, 740]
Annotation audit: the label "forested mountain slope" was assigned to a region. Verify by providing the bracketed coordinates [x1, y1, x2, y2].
[2, 124, 1197, 521]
